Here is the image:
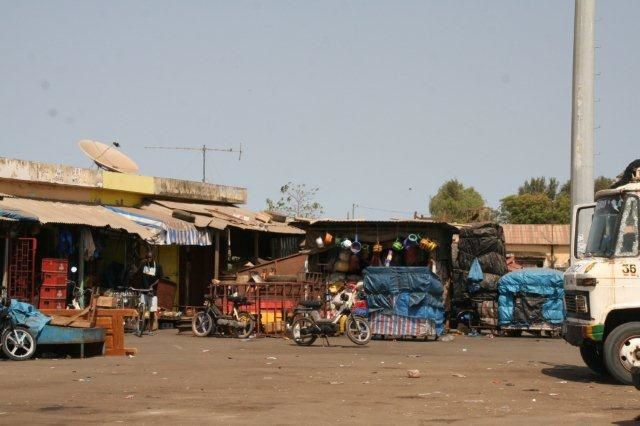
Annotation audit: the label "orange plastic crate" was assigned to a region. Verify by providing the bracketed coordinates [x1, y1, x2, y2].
[39, 298, 66, 310]
[39, 285, 67, 300]
[41, 258, 68, 274]
[42, 272, 67, 286]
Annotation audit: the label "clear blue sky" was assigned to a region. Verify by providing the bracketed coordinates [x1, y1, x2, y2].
[1, 1, 638, 218]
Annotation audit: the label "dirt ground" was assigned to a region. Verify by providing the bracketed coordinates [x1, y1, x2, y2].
[2, 329, 640, 425]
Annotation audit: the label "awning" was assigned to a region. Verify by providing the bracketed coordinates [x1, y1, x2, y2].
[0, 196, 158, 241]
[106, 205, 212, 246]
[150, 200, 305, 235]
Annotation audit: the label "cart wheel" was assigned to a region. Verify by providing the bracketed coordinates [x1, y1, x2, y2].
[2, 326, 36, 361]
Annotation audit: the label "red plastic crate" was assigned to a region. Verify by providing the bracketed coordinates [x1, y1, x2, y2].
[39, 298, 66, 310]
[41, 258, 68, 274]
[39, 285, 67, 300]
[42, 272, 67, 286]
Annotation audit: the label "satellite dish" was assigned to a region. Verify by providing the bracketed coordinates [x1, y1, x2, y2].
[78, 139, 139, 174]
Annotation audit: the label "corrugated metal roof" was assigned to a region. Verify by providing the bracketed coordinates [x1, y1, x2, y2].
[502, 224, 570, 245]
[291, 218, 458, 232]
[151, 200, 304, 235]
[0, 196, 157, 240]
[106, 205, 212, 246]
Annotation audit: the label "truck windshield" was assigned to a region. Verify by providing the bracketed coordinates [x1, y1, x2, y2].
[615, 196, 639, 257]
[585, 195, 623, 257]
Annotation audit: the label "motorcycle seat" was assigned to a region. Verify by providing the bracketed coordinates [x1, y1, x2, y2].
[298, 300, 322, 309]
[228, 295, 251, 305]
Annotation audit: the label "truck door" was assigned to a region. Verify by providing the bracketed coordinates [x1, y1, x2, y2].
[572, 203, 596, 265]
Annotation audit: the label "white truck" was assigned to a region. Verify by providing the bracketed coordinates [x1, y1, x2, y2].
[564, 161, 640, 384]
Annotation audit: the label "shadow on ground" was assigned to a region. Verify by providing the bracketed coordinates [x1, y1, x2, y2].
[540, 363, 621, 385]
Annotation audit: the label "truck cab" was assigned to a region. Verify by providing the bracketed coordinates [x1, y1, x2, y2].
[564, 169, 640, 384]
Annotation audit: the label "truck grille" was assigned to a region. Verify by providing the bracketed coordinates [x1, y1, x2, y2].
[565, 290, 589, 315]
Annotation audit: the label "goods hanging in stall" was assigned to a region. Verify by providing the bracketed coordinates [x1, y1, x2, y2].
[290, 219, 456, 338]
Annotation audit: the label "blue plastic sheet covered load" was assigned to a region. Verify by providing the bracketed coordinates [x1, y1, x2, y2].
[363, 267, 444, 335]
[8, 300, 51, 337]
[497, 268, 565, 326]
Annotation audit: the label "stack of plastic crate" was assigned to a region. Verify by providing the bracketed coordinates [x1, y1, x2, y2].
[39, 258, 68, 310]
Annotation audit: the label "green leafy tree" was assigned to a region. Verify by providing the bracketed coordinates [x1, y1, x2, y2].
[501, 176, 570, 224]
[500, 193, 570, 224]
[519, 177, 559, 200]
[429, 179, 487, 222]
[560, 176, 614, 197]
[266, 182, 324, 219]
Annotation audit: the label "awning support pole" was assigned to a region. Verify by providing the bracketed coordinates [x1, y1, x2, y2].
[2, 238, 9, 293]
[226, 228, 232, 271]
[214, 231, 220, 280]
[78, 228, 85, 309]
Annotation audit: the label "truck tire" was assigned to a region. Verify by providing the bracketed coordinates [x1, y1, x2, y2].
[580, 344, 606, 375]
[604, 322, 640, 385]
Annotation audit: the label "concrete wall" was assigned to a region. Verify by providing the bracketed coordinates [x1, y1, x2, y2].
[505, 243, 570, 269]
[0, 156, 247, 205]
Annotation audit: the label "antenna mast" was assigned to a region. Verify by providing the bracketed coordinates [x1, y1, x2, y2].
[144, 144, 243, 182]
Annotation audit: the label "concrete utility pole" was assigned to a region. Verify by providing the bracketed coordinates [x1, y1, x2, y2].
[570, 0, 596, 208]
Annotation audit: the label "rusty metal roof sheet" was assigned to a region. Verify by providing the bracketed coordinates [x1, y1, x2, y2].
[150, 200, 304, 235]
[0, 196, 157, 239]
[290, 218, 458, 232]
[501, 224, 570, 245]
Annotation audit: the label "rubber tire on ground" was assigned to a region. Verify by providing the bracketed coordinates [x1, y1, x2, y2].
[604, 322, 640, 385]
[580, 344, 607, 375]
[2, 326, 36, 361]
[345, 316, 371, 346]
[235, 312, 255, 339]
[504, 329, 522, 337]
[291, 317, 317, 346]
[192, 312, 214, 337]
[457, 323, 470, 335]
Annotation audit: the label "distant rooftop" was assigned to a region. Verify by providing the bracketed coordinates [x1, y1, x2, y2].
[502, 224, 570, 246]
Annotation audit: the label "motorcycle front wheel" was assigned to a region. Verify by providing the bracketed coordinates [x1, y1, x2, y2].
[235, 312, 255, 339]
[135, 304, 146, 337]
[2, 326, 36, 360]
[192, 311, 214, 337]
[346, 315, 371, 345]
[291, 317, 317, 346]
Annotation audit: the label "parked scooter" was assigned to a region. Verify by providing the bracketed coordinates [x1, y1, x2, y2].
[0, 297, 36, 360]
[290, 283, 371, 346]
[192, 287, 256, 338]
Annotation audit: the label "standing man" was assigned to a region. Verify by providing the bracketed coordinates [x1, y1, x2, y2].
[139, 251, 162, 335]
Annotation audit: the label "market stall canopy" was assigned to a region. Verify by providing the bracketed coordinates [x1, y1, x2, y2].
[0, 196, 158, 241]
[149, 200, 304, 235]
[106, 205, 212, 246]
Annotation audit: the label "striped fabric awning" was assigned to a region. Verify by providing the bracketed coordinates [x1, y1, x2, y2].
[106, 206, 212, 246]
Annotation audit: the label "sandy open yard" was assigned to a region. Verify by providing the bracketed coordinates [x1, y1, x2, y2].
[2, 329, 639, 425]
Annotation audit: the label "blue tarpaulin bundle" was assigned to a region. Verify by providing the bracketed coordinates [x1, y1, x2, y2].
[497, 268, 565, 326]
[7, 300, 51, 337]
[363, 267, 445, 335]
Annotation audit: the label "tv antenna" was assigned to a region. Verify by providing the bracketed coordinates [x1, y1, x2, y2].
[144, 144, 243, 182]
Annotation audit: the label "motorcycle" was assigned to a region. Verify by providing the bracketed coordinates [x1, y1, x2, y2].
[0, 297, 37, 361]
[290, 283, 371, 346]
[192, 290, 256, 338]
